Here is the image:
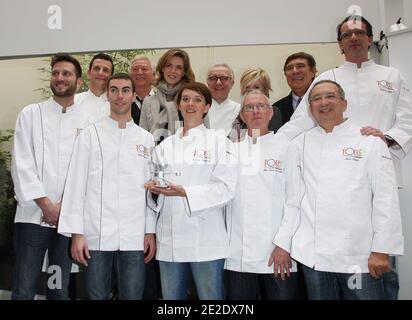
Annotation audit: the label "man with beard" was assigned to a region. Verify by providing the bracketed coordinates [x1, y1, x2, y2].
[11, 53, 93, 300]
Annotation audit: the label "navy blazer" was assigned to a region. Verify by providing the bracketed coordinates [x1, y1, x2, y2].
[272, 92, 294, 124]
[267, 104, 284, 133]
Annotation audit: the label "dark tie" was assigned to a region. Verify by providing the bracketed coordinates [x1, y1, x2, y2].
[295, 97, 302, 110]
[136, 96, 144, 107]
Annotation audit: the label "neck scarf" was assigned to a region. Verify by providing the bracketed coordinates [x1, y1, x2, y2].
[156, 80, 185, 101]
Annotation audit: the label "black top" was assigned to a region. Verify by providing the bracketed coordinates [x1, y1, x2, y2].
[268, 104, 284, 133]
[272, 92, 295, 125]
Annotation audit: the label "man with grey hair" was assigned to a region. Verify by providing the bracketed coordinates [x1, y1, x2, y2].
[225, 89, 298, 300]
[205, 63, 240, 134]
[129, 55, 155, 125]
[272, 80, 404, 300]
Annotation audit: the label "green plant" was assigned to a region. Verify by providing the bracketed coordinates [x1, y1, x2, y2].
[0, 129, 16, 255]
[37, 49, 156, 98]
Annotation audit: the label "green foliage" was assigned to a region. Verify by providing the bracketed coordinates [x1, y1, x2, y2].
[0, 130, 16, 255]
[37, 49, 156, 98]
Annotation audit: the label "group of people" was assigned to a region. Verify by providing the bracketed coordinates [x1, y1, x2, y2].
[10, 14, 411, 300]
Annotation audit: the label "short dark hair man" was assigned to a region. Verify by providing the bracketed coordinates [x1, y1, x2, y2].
[11, 53, 93, 300]
[271, 52, 316, 124]
[75, 52, 114, 121]
[58, 73, 156, 300]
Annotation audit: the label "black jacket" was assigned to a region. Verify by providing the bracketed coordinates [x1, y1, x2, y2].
[268, 104, 284, 133]
[272, 92, 294, 124]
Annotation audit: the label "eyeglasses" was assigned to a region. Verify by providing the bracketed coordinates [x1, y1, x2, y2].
[207, 76, 232, 83]
[340, 29, 368, 40]
[309, 93, 339, 104]
[242, 104, 271, 112]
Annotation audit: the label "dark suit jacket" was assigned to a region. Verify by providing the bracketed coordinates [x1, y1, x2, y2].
[268, 104, 284, 133]
[272, 92, 294, 124]
[131, 101, 141, 125]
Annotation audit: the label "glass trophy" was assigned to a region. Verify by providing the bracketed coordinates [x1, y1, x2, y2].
[150, 147, 169, 188]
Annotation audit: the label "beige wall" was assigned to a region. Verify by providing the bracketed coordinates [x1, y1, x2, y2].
[0, 43, 344, 130]
[0, 57, 48, 129]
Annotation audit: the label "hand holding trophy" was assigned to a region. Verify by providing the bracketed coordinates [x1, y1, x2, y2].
[149, 146, 169, 188]
[145, 147, 185, 197]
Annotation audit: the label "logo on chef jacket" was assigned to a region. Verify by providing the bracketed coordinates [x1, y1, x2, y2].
[342, 147, 363, 161]
[136, 144, 150, 159]
[377, 80, 395, 93]
[193, 149, 211, 162]
[263, 158, 282, 172]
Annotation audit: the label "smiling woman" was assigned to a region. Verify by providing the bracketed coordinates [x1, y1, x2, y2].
[144, 82, 238, 300]
[176, 82, 212, 134]
[139, 49, 196, 142]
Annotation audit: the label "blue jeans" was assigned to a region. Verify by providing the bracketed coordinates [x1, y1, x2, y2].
[225, 270, 299, 300]
[159, 259, 224, 300]
[84, 250, 145, 300]
[382, 256, 399, 300]
[301, 264, 386, 300]
[12, 222, 72, 300]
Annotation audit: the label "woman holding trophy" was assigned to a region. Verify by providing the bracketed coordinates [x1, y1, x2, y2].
[145, 81, 238, 300]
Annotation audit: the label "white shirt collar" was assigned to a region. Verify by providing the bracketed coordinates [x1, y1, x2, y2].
[87, 89, 108, 101]
[315, 118, 350, 134]
[176, 124, 207, 139]
[343, 59, 375, 69]
[212, 97, 230, 106]
[51, 97, 77, 113]
[106, 116, 135, 129]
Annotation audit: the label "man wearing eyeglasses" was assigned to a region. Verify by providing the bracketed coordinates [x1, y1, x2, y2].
[225, 90, 298, 300]
[272, 80, 403, 300]
[276, 15, 412, 300]
[205, 63, 240, 135]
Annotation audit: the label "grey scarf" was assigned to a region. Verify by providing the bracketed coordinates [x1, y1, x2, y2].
[151, 80, 186, 135]
[156, 80, 185, 101]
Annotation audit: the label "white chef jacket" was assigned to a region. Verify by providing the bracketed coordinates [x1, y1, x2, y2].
[58, 117, 156, 251]
[225, 133, 297, 274]
[278, 60, 412, 185]
[11, 98, 93, 227]
[75, 90, 110, 122]
[274, 119, 404, 273]
[148, 124, 238, 262]
[205, 98, 241, 135]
